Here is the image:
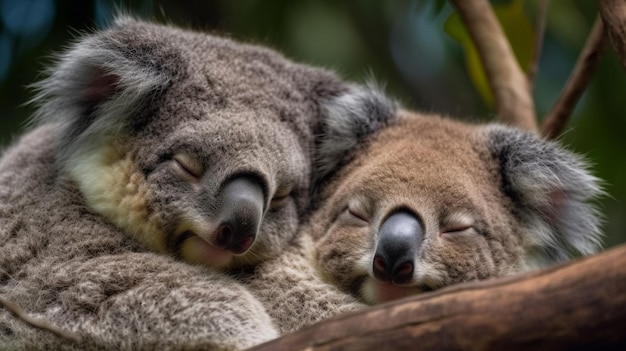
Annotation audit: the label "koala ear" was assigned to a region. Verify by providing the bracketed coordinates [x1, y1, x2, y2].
[30, 17, 178, 162]
[313, 83, 397, 190]
[484, 125, 603, 267]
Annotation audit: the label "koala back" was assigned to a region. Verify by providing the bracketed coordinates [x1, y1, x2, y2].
[310, 110, 602, 304]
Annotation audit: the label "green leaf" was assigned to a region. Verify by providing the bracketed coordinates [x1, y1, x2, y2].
[444, 0, 535, 109]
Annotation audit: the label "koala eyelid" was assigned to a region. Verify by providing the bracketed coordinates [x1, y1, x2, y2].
[269, 184, 293, 209]
[441, 225, 474, 234]
[336, 207, 369, 228]
[440, 213, 475, 235]
[173, 153, 204, 179]
[348, 207, 369, 223]
[342, 199, 370, 227]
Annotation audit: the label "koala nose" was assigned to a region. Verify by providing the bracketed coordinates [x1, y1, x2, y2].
[214, 176, 265, 255]
[373, 211, 422, 284]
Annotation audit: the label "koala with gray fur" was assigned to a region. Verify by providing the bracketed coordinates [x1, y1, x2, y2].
[242, 105, 602, 334]
[0, 17, 388, 350]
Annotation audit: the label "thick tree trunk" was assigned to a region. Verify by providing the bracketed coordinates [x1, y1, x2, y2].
[250, 244, 626, 351]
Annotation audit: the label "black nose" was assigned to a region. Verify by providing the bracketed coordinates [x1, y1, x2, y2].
[213, 176, 265, 254]
[373, 211, 422, 284]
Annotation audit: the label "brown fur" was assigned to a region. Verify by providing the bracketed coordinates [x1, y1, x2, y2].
[240, 109, 600, 333]
[308, 110, 601, 304]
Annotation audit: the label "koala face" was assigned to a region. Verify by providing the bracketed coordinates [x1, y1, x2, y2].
[31, 17, 394, 270]
[81, 109, 306, 269]
[311, 110, 602, 304]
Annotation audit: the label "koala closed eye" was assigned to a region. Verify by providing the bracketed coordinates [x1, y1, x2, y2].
[172, 153, 204, 180]
[440, 214, 478, 235]
[269, 184, 293, 209]
[440, 226, 478, 241]
[338, 200, 370, 227]
[440, 213, 477, 237]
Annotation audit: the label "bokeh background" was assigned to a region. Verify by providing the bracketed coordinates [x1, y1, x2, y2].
[1, 0, 624, 248]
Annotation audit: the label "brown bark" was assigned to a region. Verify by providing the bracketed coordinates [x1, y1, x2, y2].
[450, 0, 538, 132]
[599, 0, 626, 69]
[528, 0, 549, 88]
[541, 16, 607, 139]
[250, 244, 626, 351]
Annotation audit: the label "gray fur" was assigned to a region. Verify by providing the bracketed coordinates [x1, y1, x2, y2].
[1, 125, 277, 350]
[29, 17, 177, 168]
[485, 125, 603, 267]
[0, 17, 391, 350]
[314, 82, 397, 189]
[241, 233, 365, 335]
[238, 86, 397, 334]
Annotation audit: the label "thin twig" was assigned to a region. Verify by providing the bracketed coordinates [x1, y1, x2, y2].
[541, 16, 606, 140]
[528, 0, 550, 88]
[598, 0, 626, 70]
[0, 295, 81, 343]
[450, 0, 538, 132]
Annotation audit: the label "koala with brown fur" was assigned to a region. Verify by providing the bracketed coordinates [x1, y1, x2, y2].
[0, 17, 392, 350]
[243, 106, 602, 334]
[311, 109, 602, 305]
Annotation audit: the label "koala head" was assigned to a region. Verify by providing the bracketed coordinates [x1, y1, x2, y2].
[310, 110, 602, 304]
[31, 17, 394, 270]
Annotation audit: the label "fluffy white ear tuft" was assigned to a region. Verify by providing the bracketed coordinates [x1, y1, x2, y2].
[29, 18, 178, 166]
[314, 83, 397, 189]
[484, 125, 604, 267]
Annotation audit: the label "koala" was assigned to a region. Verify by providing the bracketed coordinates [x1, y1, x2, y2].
[0, 17, 388, 350]
[242, 106, 602, 335]
[309, 109, 603, 305]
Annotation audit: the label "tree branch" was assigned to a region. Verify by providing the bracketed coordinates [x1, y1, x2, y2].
[450, 0, 537, 132]
[0, 295, 81, 343]
[249, 244, 626, 351]
[541, 16, 606, 139]
[528, 0, 550, 88]
[598, 0, 626, 70]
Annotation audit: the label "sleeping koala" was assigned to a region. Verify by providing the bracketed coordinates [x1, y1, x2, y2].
[243, 106, 602, 334]
[311, 109, 603, 305]
[0, 17, 389, 350]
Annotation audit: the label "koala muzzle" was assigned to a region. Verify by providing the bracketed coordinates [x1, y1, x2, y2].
[373, 211, 422, 284]
[214, 176, 265, 255]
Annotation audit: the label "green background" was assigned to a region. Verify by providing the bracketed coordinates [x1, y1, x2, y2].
[1, 0, 624, 249]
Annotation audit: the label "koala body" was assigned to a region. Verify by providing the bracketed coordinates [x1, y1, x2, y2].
[0, 17, 385, 350]
[310, 109, 602, 305]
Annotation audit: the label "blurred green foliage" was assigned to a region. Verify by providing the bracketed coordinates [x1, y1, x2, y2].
[445, 0, 535, 107]
[0, 0, 624, 248]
